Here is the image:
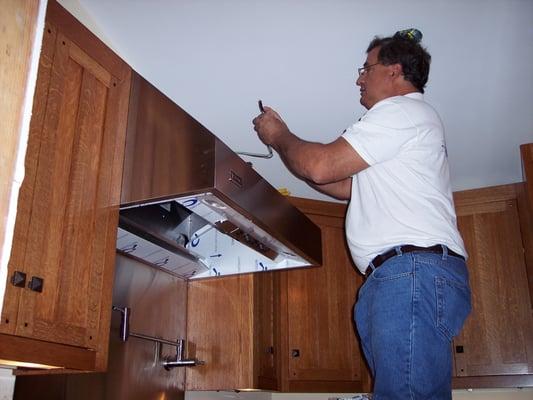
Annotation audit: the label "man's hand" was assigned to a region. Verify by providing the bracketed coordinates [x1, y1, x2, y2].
[252, 106, 290, 147]
[251, 104, 369, 187]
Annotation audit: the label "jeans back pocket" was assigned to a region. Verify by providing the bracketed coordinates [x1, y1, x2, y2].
[435, 276, 472, 341]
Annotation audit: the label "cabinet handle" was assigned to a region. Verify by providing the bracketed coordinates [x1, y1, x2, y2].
[11, 271, 26, 288]
[455, 345, 464, 353]
[28, 276, 44, 293]
[291, 349, 300, 358]
[266, 346, 274, 354]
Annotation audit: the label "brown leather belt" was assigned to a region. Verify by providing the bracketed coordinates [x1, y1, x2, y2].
[366, 244, 465, 277]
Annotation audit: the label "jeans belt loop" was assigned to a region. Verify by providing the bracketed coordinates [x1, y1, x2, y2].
[441, 244, 448, 260]
[395, 246, 403, 257]
[368, 261, 376, 272]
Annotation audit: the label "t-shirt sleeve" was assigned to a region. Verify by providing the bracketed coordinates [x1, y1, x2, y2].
[341, 100, 417, 165]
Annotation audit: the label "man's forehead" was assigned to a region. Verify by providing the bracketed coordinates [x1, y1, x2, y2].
[364, 47, 380, 65]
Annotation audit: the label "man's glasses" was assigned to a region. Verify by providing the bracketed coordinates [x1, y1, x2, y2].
[357, 62, 380, 77]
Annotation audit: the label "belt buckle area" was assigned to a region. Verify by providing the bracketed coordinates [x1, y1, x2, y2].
[370, 247, 398, 270]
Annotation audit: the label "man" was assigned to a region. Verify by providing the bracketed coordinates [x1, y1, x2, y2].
[252, 31, 472, 399]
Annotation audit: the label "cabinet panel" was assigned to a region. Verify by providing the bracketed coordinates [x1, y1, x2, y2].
[281, 212, 367, 391]
[185, 272, 280, 391]
[186, 275, 255, 390]
[254, 271, 279, 389]
[454, 196, 533, 377]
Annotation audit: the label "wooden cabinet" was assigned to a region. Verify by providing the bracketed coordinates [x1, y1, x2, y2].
[452, 184, 533, 388]
[186, 197, 370, 392]
[0, 1, 131, 371]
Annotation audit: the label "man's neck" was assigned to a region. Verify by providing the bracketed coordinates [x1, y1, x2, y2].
[394, 81, 420, 97]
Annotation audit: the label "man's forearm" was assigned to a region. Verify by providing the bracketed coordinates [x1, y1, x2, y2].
[308, 177, 352, 200]
[272, 130, 322, 183]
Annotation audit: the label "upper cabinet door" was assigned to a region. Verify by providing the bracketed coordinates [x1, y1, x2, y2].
[0, 0, 131, 370]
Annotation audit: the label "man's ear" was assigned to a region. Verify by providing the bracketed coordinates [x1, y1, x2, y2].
[390, 63, 403, 78]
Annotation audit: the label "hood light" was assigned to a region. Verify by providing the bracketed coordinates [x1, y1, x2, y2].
[202, 198, 227, 210]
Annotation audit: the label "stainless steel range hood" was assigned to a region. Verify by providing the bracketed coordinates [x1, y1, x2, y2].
[116, 72, 322, 280]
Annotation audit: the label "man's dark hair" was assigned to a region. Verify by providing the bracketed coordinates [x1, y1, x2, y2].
[367, 36, 431, 93]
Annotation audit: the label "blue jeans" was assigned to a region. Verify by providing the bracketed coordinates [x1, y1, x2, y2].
[354, 247, 471, 400]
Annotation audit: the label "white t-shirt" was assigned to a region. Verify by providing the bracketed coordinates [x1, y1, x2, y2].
[341, 92, 466, 273]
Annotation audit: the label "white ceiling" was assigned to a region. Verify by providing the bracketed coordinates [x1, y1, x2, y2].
[59, 0, 533, 202]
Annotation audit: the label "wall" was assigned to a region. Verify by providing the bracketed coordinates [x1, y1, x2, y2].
[0, 369, 15, 400]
